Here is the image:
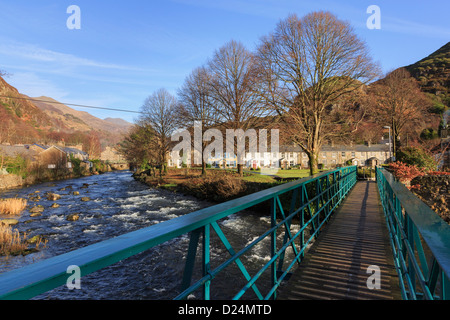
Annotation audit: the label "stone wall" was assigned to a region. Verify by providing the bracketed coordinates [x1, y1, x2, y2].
[411, 175, 450, 223]
[0, 174, 23, 190]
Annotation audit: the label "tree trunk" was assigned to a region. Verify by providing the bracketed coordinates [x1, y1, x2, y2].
[308, 152, 319, 176]
[237, 164, 244, 177]
[202, 161, 207, 176]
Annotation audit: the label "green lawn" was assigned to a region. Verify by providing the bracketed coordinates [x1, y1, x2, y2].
[272, 169, 313, 178]
[241, 173, 277, 183]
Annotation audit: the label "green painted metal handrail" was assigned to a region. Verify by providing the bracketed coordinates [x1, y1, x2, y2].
[0, 166, 357, 300]
[376, 167, 450, 300]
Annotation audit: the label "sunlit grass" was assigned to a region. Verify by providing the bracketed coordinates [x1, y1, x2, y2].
[0, 224, 28, 256]
[0, 198, 28, 215]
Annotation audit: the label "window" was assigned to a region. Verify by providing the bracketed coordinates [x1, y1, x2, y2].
[351, 152, 355, 157]
[332, 152, 336, 158]
[342, 152, 346, 157]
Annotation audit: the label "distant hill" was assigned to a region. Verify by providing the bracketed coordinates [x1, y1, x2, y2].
[104, 117, 134, 129]
[32, 96, 133, 134]
[404, 41, 450, 110]
[0, 75, 133, 147]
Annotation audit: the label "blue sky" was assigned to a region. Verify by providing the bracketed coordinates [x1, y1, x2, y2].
[0, 0, 449, 123]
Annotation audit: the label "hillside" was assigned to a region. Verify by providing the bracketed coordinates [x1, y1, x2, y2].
[404, 41, 450, 110]
[0, 76, 133, 147]
[0, 76, 55, 144]
[32, 96, 132, 134]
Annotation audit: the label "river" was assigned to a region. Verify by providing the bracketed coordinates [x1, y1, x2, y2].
[0, 171, 297, 300]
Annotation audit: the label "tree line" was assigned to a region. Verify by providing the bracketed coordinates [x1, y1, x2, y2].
[119, 11, 433, 176]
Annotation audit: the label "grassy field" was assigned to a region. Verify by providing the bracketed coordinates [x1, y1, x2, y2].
[164, 167, 320, 184]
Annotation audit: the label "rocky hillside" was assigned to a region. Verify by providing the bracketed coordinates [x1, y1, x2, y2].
[405, 41, 450, 110]
[0, 76, 54, 143]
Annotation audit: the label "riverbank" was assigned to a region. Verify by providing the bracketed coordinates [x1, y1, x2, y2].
[0, 161, 126, 191]
[132, 168, 285, 203]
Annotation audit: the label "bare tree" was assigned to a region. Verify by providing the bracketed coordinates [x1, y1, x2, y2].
[0, 119, 17, 144]
[255, 12, 380, 175]
[86, 132, 102, 159]
[177, 66, 219, 175]
[208, 40, 265, 176]
[140, 88, 179, 174]
[368, 68, 431, 158]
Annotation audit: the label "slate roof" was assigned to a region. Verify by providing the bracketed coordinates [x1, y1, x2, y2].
[0, 145, 38, 159]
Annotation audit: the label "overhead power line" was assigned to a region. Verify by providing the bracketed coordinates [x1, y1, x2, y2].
[0, 95, 143, 114]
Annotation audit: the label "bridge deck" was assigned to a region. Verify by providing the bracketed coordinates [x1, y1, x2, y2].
[278, 181, 402, 300]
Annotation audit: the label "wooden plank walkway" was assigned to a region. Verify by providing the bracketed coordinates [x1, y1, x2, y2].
[277, 181, 402, 300]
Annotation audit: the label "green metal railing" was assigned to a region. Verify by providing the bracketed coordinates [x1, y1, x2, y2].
[0, 166, 357, 300]
[376, 167, 450, 300]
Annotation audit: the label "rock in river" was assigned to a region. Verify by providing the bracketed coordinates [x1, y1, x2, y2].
[46, 193, 62, 201]
[0, 219, 19, 226]
[29, 205, 44, 214]
[66, 213, 80, 221]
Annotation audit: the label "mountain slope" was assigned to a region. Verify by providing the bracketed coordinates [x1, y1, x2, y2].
[404, 41, 450, 108]
[0, 76, 55, 143]
[32, 96, 133, 134]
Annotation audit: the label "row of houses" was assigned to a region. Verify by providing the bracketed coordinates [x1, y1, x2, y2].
[169, 143, 391, 169]
[0, 143, 90, 171]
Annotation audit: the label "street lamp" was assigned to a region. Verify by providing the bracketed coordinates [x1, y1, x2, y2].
[383, 126, 392, 162]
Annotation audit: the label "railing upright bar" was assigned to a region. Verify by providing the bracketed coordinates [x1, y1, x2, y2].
[202, 224, 211, 300]
[270, 196, 277, 300]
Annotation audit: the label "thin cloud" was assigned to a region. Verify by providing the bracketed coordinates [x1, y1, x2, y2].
[0, 41, 141, 71]
[382, 16, 450, 39]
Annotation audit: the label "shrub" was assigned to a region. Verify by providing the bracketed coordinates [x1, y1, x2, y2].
[4, 155, 29, 179]
[179, 174, 246, 202]
[420, 128, 439, 140]
[69, 155, 82, 176]
[389, 162, 426, 184]
[396, 147, 437, 171]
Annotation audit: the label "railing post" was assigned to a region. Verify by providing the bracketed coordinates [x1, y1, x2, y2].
[181, 228, 202, 295]
[406, 216, 416, 297]
[271, 196, 277, 300]
[203, 224, 211, 300]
